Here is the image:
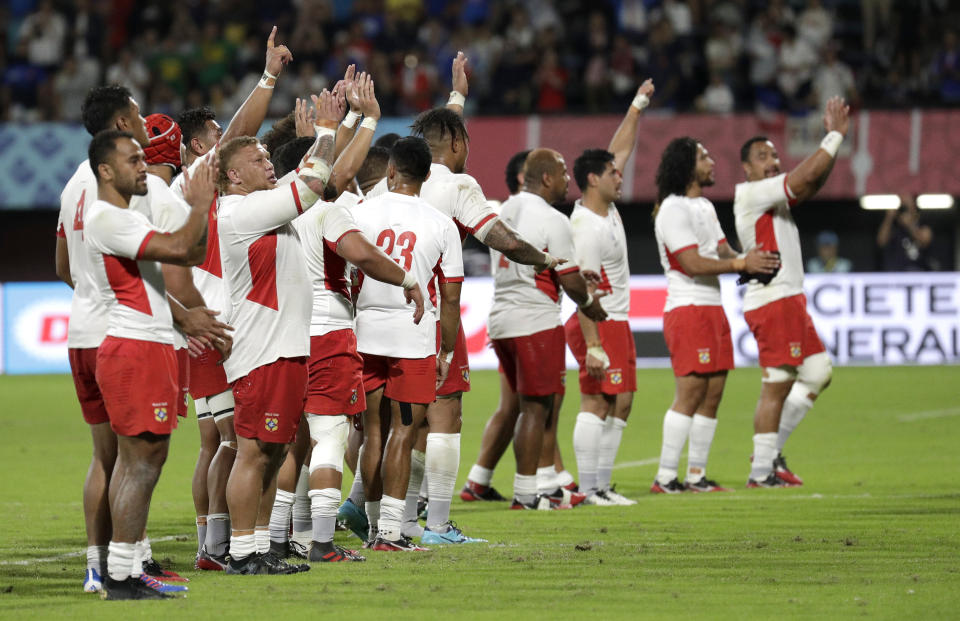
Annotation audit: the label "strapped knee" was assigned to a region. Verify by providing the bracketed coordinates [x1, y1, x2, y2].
[219, 440, 237, 451]
[795, 352, 832, 396]
[762, 365, 797, 384]
[208, 389, 235, 423]
[307, 415, 349, 474]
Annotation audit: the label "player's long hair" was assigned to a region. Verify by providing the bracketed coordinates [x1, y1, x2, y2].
[653, 137, 698, 218]
[410, 108, 469, 147]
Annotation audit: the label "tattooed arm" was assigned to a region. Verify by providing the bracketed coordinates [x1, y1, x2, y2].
[483, 218, 560, 272]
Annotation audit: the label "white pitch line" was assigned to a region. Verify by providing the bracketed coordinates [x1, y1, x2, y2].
[612, 457, 659, 470]
[897, 408, 960, 422]
[0, 534, 190, 567]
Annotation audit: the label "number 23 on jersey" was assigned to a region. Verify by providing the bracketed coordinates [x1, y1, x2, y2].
[376, 229, 417, 270]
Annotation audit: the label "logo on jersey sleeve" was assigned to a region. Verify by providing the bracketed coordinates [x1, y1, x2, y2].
[349, 389, 358, 405]
[153, 407, 168, 423]
[461, 368, 470, 383]
[789, 343, 802, 358]
[265, 415, 279, 432]
[698, 349, 711, 364]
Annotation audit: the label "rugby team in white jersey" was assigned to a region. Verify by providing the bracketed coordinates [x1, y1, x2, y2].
[55, 28, 850, 600]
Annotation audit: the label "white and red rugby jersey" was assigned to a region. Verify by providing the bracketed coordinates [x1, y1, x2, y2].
[569, 200, 630, 321]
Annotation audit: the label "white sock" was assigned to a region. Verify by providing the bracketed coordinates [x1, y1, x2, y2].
[554, 469, 574, 489]
[573, 412, 605, 495]
[348, 447, 365, 506]
[269, 489, 294, 544]
[419, 471, 429, 497]
[686, 414, 718, 481]
[597, 417, 627, 490]
[425, 433, 460, 531]
[403, 450, 426, 537]
[132, 538, 149, 577]
[536, 466, 556, 494]
[196, 516, 207, 555]
[513, 473, 538, 505]
[750, 432, 779, 481]
[467, 464, 494, 487]
[377, 495, 405, 541]
[229, 533, 256, 562]
[205, 513, 230, 556]
[86, 545, 106, 571]
[107, 541, 135, 582]
[656, 410, 693, 484]
[292, 466, 312, 547]
[309, 488, 340, 544]
[777, 384, 814, 451]
[255, 526, 270, 554]
[365, 500, 380, 541]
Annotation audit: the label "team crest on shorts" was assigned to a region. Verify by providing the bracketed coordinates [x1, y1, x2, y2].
[560, 374, 566, 386]
[789, 342, 802, 358]
[349, 389, 358, 405]
[610, 371, 623, 385]
[462, 369, 470, 383]
[264, 415, 279, 432]
[153, 407, 168, 423]
[697, 349, 711, 364]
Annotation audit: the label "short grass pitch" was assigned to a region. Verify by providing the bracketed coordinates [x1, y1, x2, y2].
[1, 366, 958, 619]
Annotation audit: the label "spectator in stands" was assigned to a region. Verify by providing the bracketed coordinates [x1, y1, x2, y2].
[53, 56, 99, 122]
[813, 45, 859, 110]
[877, 196, 936, 271]
[778, 24, 818, 111]
[932, 29, 960, 103]
[106, 49, 150, 111]
[17, 0, 67, 71]
[534, 48, 568, 113]
[797, 0, 833, 52]
[807, 230, 852, 273]
[697, 73, 735, 114]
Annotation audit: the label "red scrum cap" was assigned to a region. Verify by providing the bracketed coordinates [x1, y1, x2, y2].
[143, 113, 182, 168]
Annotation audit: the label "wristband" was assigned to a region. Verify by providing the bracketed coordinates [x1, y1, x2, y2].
[258, 70, 278, 90]
[400, 271, 417, 290]
[820, 131, 843, 158]
[448, 91, 465, 107]
[300, 160, 332, 185]
[439, 350, 454, 364]
[586, 345, 611, 370]
[579, 292, 595, 310]
[360, 117, 378, 132]
[631, 93, 650, 111]
[341, 110, 360, 129]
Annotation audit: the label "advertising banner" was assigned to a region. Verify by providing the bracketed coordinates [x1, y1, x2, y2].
[2, 274, 957, 374]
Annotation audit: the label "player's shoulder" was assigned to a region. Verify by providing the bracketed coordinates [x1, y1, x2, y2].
[61, 160, 95, 200]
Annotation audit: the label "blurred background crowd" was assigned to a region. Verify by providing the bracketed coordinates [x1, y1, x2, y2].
[2, 0, 959, 122]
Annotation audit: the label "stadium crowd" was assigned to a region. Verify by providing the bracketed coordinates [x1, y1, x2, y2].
[2, 0, 958, 121]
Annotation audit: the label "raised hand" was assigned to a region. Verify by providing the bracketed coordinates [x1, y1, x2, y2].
[312, 89, 342, 128]
[265, 26, 293, 77]
[349, 72, 381, 120]
[637, 78, 655, 99]
[295, 97, 316, 137]
[823, 96, 850, 136]
[451, 51, 468, 97]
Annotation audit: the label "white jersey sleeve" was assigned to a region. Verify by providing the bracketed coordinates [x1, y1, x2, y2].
[449, 175, 498, 241]
[230, 178, 320, 235]
[568, 202, 631, 321]
[654, 195, 724, 311]
[437, 217, 465, 283]
[735, 173, 797, 218]
[656, 200, 700, 255]
[85, 204, 159, 259]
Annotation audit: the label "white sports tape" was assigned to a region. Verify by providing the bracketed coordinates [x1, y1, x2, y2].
[820, 131, 843, 158]
[360, 117, 378, 132]
[307, 415, 349, 474]
[219, 440, 237, 451]
[762, 366, 798, 384]
[447, 91, 465, 107]
[207, 390, 235, 422]
[440, 350, 454, 364]
[194, 396, 211, 417]
[401, 271, 418, 290]
[631, 93, 650, 111]
[795, 352, 833, 394]
[300, 161, 332, 186]
[341, 111, 360, 129]
[586, 345, 611, 370]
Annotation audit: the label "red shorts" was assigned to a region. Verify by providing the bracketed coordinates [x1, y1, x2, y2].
[361, 354, 436, 404]
[69, 347, 109, 425]
[497, 362, 565, 395]
[663, 305, 734, 376]
[233, 357, 308, 443]
[492, 326, 566, 397]
[175, 348, 189, 418]
[306, 330, 366, 416]
[436, 323, 470, 396]
[95, 336, 178, 436]
[564, 316, 637, 394]
[188, 345, 230, 399]
[744, 294, 825, 368]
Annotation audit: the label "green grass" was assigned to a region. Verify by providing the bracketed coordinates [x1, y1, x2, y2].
[1, 367, 959, 619]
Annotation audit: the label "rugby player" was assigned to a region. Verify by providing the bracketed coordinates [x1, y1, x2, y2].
[736, 96, 849, 487]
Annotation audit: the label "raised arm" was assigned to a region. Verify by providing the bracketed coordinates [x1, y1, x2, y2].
[332, 65, 359, 159]
[296, 90, 341, 197]
[785, 96, 850, 205]
[327, 72, 380, 197]
[446, 51, 469, 117]
[608, 79, 655, 172]
[220, 26, 293, 144]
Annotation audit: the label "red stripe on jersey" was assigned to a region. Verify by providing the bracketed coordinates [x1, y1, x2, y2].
[442, 276, 464, 283]
[783, 175, 798, 207]
[718, 237, 727, 246]
[428, 261, 440, 306]
[246, 233, 279, 310]
[556, 266, 579, 276]
[534, 269, 561, 303]
[291, 181, 304, 215]
[454, 219, 469, 242]
[103, 255, 152, 315]
[323, 238, 351, 299]
[666, 243, 697, 276]
[465, 213, 496, 235]
[755, 209, 779, 253]
[136, 231, 156, 260]
[597, 266, 613, 293]
[56, 222, 65, 238]
[197, 198, 222, 278]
